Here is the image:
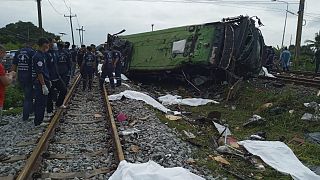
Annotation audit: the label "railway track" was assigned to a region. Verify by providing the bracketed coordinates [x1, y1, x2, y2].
[0, 75, 124, 180]
[261, 71, 320, 88]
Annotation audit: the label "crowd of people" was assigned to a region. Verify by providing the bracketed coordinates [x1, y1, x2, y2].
[0, 37, 123, 127]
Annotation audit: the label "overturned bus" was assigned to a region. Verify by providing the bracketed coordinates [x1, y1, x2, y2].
[107, 15, 265, 83]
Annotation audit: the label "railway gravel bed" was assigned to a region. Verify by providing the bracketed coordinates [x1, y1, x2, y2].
[36, 80, 117, 179]
[0, 115, 49, 177]
[110, 82, 216, 180]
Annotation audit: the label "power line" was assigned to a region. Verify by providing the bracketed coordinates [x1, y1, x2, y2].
[47, 0, 64, 16]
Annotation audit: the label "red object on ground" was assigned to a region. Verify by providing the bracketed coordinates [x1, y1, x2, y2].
[117, 113, 128, 122]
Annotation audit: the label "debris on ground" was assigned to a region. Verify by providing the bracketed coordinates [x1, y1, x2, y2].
[268, 106, 287, 115]
[94, 113, 103, 118]
[260, 67, 276, 78]
[249, 131, 267, 141]
[238, 140, 320, 180]
[288, 136, 305, 146]
[213, 122, 232, 137]
[129, 145, 140, 153]
[158, 94, 219, 106]
[165, 114, 182, 121]
[243, 115, 266, 127]
[254, 102, 273, 113]
[120, 128, 141, 136]
[305, 132, 320, 145]
[117, 113, 128, 122]
[183, 130, 196, 139]
[209, 155, 230, 165]
[109, 160, 205, 180]
[249, 157, 266, 171]
[301, 113, 319, 121]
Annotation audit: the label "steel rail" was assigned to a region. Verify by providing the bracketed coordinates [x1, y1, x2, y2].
[16, 75, 81, 180]
[261, 75, 320, 87]
[102, 85, 125, 162]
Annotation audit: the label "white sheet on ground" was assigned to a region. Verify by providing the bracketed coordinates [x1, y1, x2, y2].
[238, 140, 320, 180]
[158, 94, 219, 106]
[108, 90, 180, 115]
[260, 67, 276, 78]
[109, 160, 205, 180]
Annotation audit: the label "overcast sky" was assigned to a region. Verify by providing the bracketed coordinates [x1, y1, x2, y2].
[0, 0, 320, 47]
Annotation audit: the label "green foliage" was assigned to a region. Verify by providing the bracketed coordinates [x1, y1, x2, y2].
[4, 84, 23, 110]
[0, 21, 56, 48]
[3, 41, 22, 50]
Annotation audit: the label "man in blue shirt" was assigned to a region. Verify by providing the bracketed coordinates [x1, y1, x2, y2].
[57, 42, 72, 86]
[280, 47, 291, 72]
[100, 46, 115, 89]
[33, 38, 50, 126]
[70, 45, 77, 77]
[11, 43, 35, 121]
[81, 46, 96, 91]
[46, 40, 68, 116]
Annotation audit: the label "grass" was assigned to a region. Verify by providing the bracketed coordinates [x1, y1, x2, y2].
[3, 84, 24, 116]
[156, 81, 320, 179]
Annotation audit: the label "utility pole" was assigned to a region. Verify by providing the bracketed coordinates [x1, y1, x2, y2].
[76, 26, 85, 45]
[294, 0, 305, 64]
[81, 26, 85, 45]
[36, 0, 43, 36]
[64, 12, 77, 46]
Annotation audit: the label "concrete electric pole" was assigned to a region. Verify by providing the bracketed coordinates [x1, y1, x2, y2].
[76, 26, 85, 45]
[64, 12, 77, 46]
[36, 0, 43, 36]
[294, 0, 305, 64]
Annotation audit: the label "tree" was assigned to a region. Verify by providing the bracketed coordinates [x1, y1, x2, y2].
[305, 32, 320, 50]
[0, 21, 56, 48]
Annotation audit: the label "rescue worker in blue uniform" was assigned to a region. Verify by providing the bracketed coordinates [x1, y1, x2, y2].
[90, 44, 99, 76]
[63, 42, 72, 85]
[70, 45, 77, 77]
[46, 41, 67, 115]
[100, 46, 115, 89]
[81, 46, 96, 91]
[57, 42, 71, 86]
[77, 45, 86, 68]
[113, 47, 122, 87]
[33, 38, 50, 126]
[11, 43, 35, 121]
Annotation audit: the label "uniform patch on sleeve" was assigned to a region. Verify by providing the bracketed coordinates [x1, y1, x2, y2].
[37, 61, 43, 67]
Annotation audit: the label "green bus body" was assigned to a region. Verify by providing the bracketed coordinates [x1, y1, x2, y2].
[122, 24, 216, 71]
[107, 16, 265, 77]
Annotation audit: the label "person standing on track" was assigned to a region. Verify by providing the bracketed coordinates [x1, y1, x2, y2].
[46, 41, 67, 117]
[81, 46, 96, 91]
[280, 47, 291, 72]
[100, 46, 115, 89]
[11, 42, 35, 121]
[77, 45, 86, 71]
[112, 46, 122, 87]
[70, 45, 77, 77]
[57, 42, 72, 87]
[33, 38, 50, 126]
[313, 48, 320, 74]
[0, 45, 16, 126]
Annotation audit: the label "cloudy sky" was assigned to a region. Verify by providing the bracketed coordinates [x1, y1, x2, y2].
[0, 0, 320, 47]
